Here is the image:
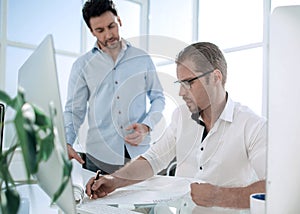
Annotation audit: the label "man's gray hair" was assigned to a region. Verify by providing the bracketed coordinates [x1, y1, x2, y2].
[176, 42, 227, 86]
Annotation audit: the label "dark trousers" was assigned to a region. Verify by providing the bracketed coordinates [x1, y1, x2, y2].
[84, 146, 131, 174]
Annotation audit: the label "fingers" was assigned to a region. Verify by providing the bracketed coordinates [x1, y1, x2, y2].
[91, 181, 108, 199]
[68, 145, 85, 164]
[74, 153, 85, 164]
[86, 177, 110, 199]
[124, 123, 149, 146]
[85, 177, 96, 196]
[125, 131, 139, 140]
[124, 132, 142, 146]
[90, 190, 107, 199]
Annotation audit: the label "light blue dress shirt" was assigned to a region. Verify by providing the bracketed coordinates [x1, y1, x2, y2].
[64, 39, 165, 165]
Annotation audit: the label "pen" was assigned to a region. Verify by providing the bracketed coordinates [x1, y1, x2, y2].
[95, 170, 101, 180]
[90, 170, 101, 199]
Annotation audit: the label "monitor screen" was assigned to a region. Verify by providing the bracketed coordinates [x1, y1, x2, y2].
[18, 35, 76, 213]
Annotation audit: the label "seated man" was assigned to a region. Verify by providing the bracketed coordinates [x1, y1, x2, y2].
[85, 42, 267, 209]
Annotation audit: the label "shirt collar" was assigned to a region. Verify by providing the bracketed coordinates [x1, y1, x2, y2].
[191, 92, 234, 124]
[218, 93, 234, 123]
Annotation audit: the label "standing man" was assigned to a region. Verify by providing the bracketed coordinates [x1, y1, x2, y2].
[64, 0, 165, 174]
[86, 42, 267, 209]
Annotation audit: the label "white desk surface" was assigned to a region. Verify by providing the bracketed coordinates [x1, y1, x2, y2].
[80, 169, 249, 214]
[16, 164, 250, 214]
[16, 184, 60, 214]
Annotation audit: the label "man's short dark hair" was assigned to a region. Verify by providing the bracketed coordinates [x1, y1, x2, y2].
[82, 0, 118, 29]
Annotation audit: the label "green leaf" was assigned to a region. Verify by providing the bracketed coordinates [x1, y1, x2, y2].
[0, 188, 20, 214]
[14, 110, 38, 177]
[0, 144, 18, 184]
[32, 105, 55, 163]
[0, 88, 26, 111]
[10, 95, 25, 110]
[0, 90, 72, 212]
[37, 131, 54, 162]
[33, 105, 52, 127]
[0, 91, 13, 107]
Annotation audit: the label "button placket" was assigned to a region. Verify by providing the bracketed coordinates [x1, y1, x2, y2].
[199, 136, 207, 172]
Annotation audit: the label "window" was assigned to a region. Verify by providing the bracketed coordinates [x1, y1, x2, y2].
[198, 0, 264, 115]
[0, 0, 145, 148]
[2, 0, 297, 146]
[149, 0, 194, 43]
[0, 0, 2, 33]
[225, 48, 263, 114]
[198, 0, 263, 49]
[5, 0, 82, 99]
[7, 0, 82, 51]
[6, 47, 32, 96]
[145, 0, 265, 117]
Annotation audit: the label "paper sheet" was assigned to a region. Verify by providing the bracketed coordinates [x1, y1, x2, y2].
[82, 176, 191, 205]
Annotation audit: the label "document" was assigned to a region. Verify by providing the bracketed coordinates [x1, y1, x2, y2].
[81, 176, 192, 205]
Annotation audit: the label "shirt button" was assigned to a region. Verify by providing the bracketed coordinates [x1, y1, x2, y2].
[118, 111, 121, 114]
[199, 166, 203, 170]
[200, 147, 204, 151]
[120, 125, 123, 129]
[117, 96, 120, 99]
[115, 81, 118, 84]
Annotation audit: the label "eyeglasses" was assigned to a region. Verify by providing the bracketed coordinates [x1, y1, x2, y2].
[174, 69, 214, 89]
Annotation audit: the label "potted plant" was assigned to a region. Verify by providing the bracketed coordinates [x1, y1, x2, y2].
[0, 88, 72, 214]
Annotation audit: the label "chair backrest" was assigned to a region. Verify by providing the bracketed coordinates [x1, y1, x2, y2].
[0, 103, 5, 148]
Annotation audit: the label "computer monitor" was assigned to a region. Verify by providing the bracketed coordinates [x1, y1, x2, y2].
[267, 5, 300, 213]
[18, 35, 76, 213]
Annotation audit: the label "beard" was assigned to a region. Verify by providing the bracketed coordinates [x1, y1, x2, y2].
[98, 37, 121, 49]
[105, 39, 120, 49]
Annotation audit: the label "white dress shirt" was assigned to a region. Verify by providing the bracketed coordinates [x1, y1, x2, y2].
[142, 96, 267, 187]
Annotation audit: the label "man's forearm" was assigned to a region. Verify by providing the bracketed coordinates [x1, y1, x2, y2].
[215, 180, 266, 208]
[112, 156, 154, 188]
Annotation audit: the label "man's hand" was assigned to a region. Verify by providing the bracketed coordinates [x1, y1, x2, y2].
[190, 183, 220, 207]
[124, 123, 149, 146]
[86, 175, 117, 199]
[67, 144, 85, 164]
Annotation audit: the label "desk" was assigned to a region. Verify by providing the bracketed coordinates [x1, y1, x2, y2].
[16, 166, 250, 214]
[16, 184, 60, 214]
[80, 169, 250, 214]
